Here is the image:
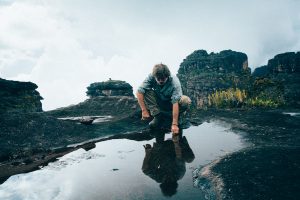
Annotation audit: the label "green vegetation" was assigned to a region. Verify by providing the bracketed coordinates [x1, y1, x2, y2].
[246, 90, 284, 108]
[246, 97, 282, 107]
[208, 88, 284, 108]
[208, 88, 247, 108]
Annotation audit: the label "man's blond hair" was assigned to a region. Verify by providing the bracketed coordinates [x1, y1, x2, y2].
[152, 63, 171, 79]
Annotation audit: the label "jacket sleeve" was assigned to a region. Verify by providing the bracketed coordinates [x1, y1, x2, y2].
[137, 74, 154, 94]
[171, 76, 183, 104]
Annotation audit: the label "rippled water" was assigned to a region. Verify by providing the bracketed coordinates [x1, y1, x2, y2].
[0, 122, 245, 200]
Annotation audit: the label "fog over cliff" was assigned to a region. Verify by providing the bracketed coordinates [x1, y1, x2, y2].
[0, 0, 299, 110]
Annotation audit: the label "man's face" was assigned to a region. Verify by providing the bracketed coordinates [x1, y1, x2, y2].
[155, 76, 168, 85]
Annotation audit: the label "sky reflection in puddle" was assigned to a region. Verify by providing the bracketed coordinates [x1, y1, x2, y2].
[0, 122, 244, 200]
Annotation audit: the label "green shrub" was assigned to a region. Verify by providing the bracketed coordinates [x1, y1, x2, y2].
[208, 88, 247, 108]
[207, 88, 284, 108]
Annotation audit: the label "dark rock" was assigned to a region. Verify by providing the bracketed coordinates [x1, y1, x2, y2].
[270, 52, 300, 72]
[252, 52, 300, 107]
[47, 77, 138, 119]
[253, 52, 300, 76]
[0, 78, 43, 113]
[252, 65, 269, 77]
[177, 50, 251, 108]
[47, 96, 139, 119]
[194, 109, 300, 200]
[86, 79, 134, 97]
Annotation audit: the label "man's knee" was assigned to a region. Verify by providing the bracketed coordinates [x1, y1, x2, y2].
[179, 95, 191, 111]
[144, 90, 160, 116]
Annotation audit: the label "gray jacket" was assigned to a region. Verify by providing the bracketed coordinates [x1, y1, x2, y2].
[138, 74, 183, 104]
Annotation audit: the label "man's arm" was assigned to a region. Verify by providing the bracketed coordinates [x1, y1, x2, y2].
[169, 76, 182, 135]
[137, 74, 154, 120]
[171, 102, 180, 135]
[137, 92, 150, 120]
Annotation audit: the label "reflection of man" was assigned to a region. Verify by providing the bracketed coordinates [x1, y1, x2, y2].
[136, 63, 191, 135]
[142, 130, 195, 197]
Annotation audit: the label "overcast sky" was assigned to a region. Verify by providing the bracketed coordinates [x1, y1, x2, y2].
[1, 0, 299, 110]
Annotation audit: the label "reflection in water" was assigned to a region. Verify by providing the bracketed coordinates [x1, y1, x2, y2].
[142, 130, 195, 197]
[0, 122, 244, 200]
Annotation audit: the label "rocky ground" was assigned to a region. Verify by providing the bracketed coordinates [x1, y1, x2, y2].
[192, 109, 300, 200]
[1, 107, 299, 200]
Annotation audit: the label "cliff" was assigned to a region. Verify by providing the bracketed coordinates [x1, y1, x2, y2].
[0, 78, 43, 113]
[177, 50, 251, 108]
[252, 52, 300, 107]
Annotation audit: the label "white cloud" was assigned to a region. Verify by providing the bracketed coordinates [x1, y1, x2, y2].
[0, 0, 299, 110]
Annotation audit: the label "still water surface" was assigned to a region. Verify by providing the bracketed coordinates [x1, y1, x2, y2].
[0, 122, 244, 200]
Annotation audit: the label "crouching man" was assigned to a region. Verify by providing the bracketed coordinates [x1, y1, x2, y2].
[136, 63, 191, 135]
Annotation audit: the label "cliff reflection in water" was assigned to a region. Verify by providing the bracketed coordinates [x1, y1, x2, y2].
[142, 130, 195, 197]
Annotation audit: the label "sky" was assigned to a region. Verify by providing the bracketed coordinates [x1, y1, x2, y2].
[0, 0, 299, 111]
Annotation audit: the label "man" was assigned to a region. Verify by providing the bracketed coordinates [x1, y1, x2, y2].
[136, 63, 191, 135]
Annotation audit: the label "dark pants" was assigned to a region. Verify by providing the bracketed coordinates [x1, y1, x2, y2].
[143, 90, 191, 126]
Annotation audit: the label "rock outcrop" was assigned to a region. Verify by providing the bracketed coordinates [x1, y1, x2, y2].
[253, 52, 300, 76]
[86, 79, 134, 97]
[252, 52, 300, 107]
[177, 50, 251, 108]
[0, 78, 43, 113]
[48, 80, 138, 118]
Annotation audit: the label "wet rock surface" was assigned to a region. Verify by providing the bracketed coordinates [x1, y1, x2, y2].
[212, 146, 299, 200]
[0, 121, 243, 200]
[191, 109, 300, 199]
[0, 111, 148, 184]
[1, 108, 299, 200]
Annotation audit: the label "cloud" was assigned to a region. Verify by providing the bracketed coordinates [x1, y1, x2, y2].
[0, 0, 299, 110]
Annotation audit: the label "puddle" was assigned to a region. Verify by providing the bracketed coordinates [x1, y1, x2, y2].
[283, 112, 300, 117]
[0, 122, 245, 200]
[57, 115, 113, 124]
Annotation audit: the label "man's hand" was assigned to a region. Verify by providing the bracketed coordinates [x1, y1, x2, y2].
[171, 124, 179, 135]
[141, 109, 151, 120]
